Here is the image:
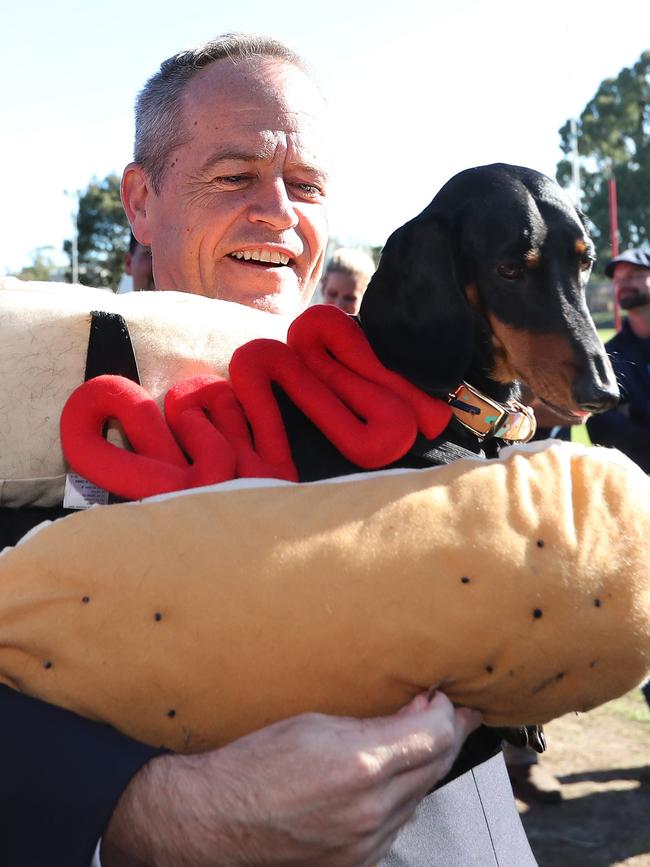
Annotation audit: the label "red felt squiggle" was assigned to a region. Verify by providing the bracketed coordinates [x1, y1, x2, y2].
[230, 340, 418, 471]
[60, 305, 454, 500]
[60, 375, 237, 500]
[289, 306, 452, 439]
[165, 375, 290, 481]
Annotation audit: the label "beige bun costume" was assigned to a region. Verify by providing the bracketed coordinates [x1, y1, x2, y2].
[0, 280, 289, 508]
[1, 444, 649, 753]
[0, 281, 648, 753]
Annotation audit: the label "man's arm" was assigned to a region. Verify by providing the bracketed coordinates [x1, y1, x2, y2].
[587, 343, 650, 454]
[586, 401, 650, 450]
[102, 693, 481, 867]
[0, 685, 162, 867]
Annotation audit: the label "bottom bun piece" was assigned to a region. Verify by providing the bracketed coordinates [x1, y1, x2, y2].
[0, 442, 648, 753]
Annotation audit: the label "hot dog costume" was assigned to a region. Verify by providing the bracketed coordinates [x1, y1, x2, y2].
[1, 279, 649, 866]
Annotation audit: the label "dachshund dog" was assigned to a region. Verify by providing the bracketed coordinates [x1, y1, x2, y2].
[285, 162, 618, 478]
[360, 163, 618, 439]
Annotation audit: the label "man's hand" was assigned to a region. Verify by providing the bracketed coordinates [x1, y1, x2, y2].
[102, 693, 481, 867]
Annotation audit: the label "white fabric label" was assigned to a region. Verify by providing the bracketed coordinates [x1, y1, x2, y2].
[63, 473, 109, 509]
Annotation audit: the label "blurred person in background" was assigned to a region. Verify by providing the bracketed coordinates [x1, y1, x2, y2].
[122, 230, 155, 292]
[319, 246, 375, 314]
[587, 248, 650, 475]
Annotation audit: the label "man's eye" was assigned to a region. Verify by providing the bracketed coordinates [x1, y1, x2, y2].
[295, 182, 322, 198]
[215, 175, 250, 186]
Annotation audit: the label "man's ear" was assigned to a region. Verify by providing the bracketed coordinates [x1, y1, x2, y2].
[121, 163, 152, 245]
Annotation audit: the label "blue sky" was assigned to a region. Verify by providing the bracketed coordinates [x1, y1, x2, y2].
[2, 0, 648, 274]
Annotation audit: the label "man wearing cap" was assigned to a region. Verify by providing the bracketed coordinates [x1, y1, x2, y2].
[587, 248, 650, 474]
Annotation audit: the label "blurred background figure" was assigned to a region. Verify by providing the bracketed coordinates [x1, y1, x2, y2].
[587, 248, 650, 475]
[587, 248, 650, 710]
[120, 230, 155, 292]
[319, 246, 376, 314]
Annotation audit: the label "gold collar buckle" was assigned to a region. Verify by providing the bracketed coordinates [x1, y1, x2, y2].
[448, 382, 537, 443]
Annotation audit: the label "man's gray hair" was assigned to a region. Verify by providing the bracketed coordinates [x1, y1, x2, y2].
[134, 33, 307, 194]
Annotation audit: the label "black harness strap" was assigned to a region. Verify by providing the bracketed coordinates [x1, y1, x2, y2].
[1, 311, 142, 546]
[85, 310, 141, 385]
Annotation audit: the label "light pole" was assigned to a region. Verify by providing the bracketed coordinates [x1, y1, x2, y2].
[64, 189, 80, 284]
[570, 117, 581, 209]
[608, 173, 621, 331]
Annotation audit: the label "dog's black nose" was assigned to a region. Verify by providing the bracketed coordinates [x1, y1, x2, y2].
[573, 371, 620, 414]
[577, 389, 620, 414]
[573, 351, 620, 414]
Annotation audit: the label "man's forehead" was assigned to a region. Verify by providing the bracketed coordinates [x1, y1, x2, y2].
[185, 56, 327, 122]
[615, 263, 650, 277]
[181, 57, 330, 156]
[197, 129, 331, 181]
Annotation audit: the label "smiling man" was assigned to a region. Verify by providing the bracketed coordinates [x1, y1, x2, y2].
[122, 46, 330, 314]
[2, 34, 539, 867]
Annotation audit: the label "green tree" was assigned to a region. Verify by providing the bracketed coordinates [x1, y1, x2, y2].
[557, 50, 650, 272]
[63, 174, 130, 290]
[13, 246, 63, 282]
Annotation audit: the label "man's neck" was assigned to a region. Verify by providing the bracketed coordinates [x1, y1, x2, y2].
[628, 306, 650, 339]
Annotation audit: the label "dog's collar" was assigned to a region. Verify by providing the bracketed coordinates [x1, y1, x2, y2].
[448, 382, 537, 443]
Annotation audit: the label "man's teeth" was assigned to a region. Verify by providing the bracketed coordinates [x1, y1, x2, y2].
[230, 250, 290, 265]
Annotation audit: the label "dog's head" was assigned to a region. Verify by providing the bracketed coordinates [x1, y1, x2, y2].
[359, 163, 619, 420]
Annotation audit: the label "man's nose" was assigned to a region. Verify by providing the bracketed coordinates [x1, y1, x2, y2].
[247, 179, 298, 230]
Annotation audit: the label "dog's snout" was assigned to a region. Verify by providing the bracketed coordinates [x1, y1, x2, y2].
[576, 387, 620, 414]
[573, 353, 620, 414]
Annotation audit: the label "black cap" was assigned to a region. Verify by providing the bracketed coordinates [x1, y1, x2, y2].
[605, 248, 650, 277]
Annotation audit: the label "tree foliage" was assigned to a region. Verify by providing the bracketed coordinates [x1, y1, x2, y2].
[14, 247, 63, 282]
[557, 50, 650, 271]
[63, 174, 130, 290]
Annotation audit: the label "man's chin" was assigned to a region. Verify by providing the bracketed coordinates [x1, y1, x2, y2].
[620, 294, 650, 311]
[247, 291, 305, 317]
[209, 258, 319, 316]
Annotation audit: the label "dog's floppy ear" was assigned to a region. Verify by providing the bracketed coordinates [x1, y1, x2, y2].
[358, 214, 475, 393]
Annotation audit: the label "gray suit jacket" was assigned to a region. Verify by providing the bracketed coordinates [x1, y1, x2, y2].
[382, 753, 536, 866]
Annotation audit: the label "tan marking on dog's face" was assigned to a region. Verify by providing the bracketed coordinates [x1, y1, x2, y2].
[575, 239, 587, 255]
[487, 313, 579, 414]
[465, 282, 483, 312]
[488, 329, 519, 383]
[524, 250, 541, 269]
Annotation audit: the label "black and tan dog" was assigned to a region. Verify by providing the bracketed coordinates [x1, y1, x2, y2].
[361, 163, 618, 444]
[284, 162, 619, 477]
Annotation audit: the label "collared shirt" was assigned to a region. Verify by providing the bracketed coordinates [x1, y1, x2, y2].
[587, 318, 650, 473]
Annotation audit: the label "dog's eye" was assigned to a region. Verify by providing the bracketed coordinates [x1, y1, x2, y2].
[497, 264, 524, 280]
[579, 254, 594, 272]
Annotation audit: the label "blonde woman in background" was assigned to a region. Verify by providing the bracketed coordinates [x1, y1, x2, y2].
[320, 246, 376, 314]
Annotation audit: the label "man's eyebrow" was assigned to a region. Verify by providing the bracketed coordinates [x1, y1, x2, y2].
[199, 148, 271, 175]
[293, 162, 330, 184]
[199, 149, 329, 184]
